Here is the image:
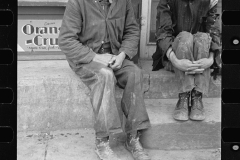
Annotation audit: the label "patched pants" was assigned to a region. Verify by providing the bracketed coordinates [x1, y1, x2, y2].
[74, 59, 150, 138]
[172, 31, 212, 95]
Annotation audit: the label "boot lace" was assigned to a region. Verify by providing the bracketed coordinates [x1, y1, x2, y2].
[178, 96, 188, 110]
[192, 95, 202, 110]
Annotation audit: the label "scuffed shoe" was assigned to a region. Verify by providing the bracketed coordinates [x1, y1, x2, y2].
[173, 92, 190, 121]
[95, 137, 120, 160]
[189, 90, 205, 121]
[125, 133, 151, 160]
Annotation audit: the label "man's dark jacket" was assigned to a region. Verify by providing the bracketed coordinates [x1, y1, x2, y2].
[58, 0, 139, 71]
[152, 0, 221, 74]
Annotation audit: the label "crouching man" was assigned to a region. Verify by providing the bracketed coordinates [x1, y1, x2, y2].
[152, 0, 221, 121]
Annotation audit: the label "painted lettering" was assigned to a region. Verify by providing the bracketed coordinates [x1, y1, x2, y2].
[22, 24, 34, 35]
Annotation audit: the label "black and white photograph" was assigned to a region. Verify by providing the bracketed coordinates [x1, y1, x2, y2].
[17, 0, 222, 159]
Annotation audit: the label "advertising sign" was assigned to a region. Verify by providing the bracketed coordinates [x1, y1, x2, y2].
[18, 20, 62, 52]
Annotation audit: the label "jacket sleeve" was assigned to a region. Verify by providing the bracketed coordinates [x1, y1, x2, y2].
[118, 0, 140, 59]
[58, 0, 96, 65]
[156, 0, 174, 59]
[205, 1, 221, 65]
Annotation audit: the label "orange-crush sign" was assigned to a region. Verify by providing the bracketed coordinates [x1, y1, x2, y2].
[18, 20, 62, 52]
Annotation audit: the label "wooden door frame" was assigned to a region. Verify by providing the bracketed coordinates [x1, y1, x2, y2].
[140, 0, 152, 59]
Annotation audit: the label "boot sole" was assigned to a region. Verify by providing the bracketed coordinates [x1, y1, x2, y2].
[189, 117, 205, 121]
[172, 115, 189, 121]
[189, 110, 205, 121]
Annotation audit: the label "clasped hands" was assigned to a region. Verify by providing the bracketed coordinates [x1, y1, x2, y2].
[168, 48, 214, 75]
[92, 52, 126, 70]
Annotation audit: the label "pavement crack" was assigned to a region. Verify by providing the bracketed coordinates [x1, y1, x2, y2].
[41, 132, 51, 160]
[44, 142, 49, 160]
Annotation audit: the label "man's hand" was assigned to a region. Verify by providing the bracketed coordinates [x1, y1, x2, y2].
[108, 52, 126, 70]
[185, 68, 205, 75]
[192, 57, 214, 69]
[169, 51, 202, 72]
[92, 53, 114, 67]
[175, 59, 202, 71]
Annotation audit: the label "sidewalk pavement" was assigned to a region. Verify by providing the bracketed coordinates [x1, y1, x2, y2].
[17, 128, 221, 160]
[17, 98, 221, 160]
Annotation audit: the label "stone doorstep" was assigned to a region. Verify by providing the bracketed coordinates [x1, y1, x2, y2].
[139, 60, 221, 98]
[17, 129, 221, 160]
[18, 60, 221, 99]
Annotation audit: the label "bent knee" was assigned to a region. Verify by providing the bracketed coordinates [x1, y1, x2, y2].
[178, 31, 192, 37]
[97, 67, 116, 85]
[194, 32, 211, 40]
[194, 32, 212, 46]
[173, 31, 193, 55]
[177, 31, 194, 44]
[99, 67, 114, 78]
[193, 33, 212, 59]
[173, 32, 194, 59]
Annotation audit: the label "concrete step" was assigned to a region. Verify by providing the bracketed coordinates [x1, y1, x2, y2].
[17, 129, 221, 160]
[18, 60, 221, 101]
[139, 59, 221, 99]
[18, 60, 221, 149]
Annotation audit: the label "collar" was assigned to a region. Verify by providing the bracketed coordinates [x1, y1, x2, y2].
[99, 0, 112, 3]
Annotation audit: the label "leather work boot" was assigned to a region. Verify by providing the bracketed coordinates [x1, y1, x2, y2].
[173, 92, 190, 121]
[95, 137, 120, 160]
[125, 132, 151, 160]
[189, 90, 205, 121]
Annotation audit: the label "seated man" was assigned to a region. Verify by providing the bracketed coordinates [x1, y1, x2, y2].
[58, 0, 151, 160]
[152, 0, 221, 121]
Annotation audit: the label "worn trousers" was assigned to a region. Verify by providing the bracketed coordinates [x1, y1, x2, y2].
[172, 31, 212, 95]
[74, 59, 150, 138]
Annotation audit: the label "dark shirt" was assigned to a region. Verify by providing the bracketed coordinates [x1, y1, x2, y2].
[152, 0, 221, 71]
[98, 0, 111, 43]
[58, 0, 139, 70]
[98, 0, 111, 16]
